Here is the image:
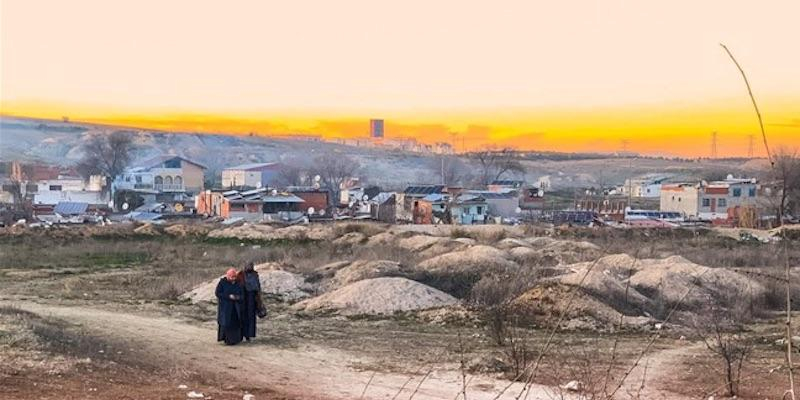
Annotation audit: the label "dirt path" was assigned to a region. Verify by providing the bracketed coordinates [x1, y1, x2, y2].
[9, 302, 572, 400]
[614, 343, 699, 400]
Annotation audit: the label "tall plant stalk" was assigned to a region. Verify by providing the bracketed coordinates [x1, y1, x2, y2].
[720, 42, 794, 400]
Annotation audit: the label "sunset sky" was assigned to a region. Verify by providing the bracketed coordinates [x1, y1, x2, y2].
[1, 0, 798, 157]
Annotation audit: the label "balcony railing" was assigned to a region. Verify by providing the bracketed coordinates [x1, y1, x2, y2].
[154, 184, 184, 192]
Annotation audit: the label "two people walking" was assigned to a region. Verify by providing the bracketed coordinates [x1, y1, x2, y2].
[216, 262, 267, 345]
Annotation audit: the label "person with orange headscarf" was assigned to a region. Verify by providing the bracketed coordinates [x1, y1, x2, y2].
[215, 267, 244, 345]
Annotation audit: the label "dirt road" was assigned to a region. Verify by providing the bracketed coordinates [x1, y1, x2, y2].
[9, 302, 572, 400]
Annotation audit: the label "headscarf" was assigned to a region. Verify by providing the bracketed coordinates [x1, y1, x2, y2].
[225, 268, 238, 281]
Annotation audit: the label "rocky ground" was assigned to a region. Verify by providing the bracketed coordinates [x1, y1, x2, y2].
[1, 221, 797, 399]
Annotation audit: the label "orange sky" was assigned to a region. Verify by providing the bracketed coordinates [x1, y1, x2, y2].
[1, 0, 798, 157]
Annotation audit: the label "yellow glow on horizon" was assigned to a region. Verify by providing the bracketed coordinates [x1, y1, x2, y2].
[2, 0, 798, 157]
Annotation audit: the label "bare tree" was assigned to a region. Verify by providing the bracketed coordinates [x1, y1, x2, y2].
[762, 149, 800, 224]
[275, 160, 309, 188]
[470, 148, 525, 186]
[432, 156, 472, 186]
[76, 131, 135, 192]
[309, 153, 360, 205]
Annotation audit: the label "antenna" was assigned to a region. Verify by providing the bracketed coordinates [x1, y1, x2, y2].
[747, 134, 755, 158]
[711, 131, 718, 158]
[620, 139, 630, 153]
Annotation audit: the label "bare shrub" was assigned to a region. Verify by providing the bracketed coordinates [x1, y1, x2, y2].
[469, 272, 540, 346]
[693, 307, 753, 397]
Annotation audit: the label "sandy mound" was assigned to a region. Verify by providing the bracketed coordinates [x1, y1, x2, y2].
[208, 223, 275, 240]
[133, 223, 160, 236]
[627, 258, 764, 308]
[332, 232, 367, 246]
[294, 277, 458, 315]
[164, 224, 212, 237]
[329, 260, 409, 288]
[207, 224, 317, 241]
[510, 282, 651, 330]
[557, 254, 766, 312]
[417, 245, 516, 273]
[495, 238, 532, 249]
[453, 237, 477, 246]
[367, 231, 396, 246]
[182, 268, 313, 304]
[398, 235, 445, 251]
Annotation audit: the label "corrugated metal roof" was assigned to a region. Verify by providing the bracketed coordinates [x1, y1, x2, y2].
[263, 194, 305, 203]
[54, 202, 89, 215]
[404, 185, 445, 195]
[224, 162, 279, 171]
[422, 193, 446, 202]
[370, 192, 395, 205]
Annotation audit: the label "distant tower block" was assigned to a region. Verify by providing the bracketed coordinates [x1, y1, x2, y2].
[370, 119, 384, 138]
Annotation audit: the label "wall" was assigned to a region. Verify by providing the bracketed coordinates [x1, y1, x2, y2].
[293, 191, 328, 212]
[181, 162, 205, 193]
[660, 186, 699, 217]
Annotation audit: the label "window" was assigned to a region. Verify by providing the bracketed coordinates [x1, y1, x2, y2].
[733, 188, 741, 197]
[154, 176, 163, 185]
[164, 158, 181, 168]
[678, 197, 681, 202]
[749, 188, 756, 197]
[702, 198, 710, 207]
[49, 185, 62, 191]
[164, 176, 173, 185]
[476, 206, 483, 214]
[135, 175, 142, 183]
[718, 198, 727, 207]
[174, 176, 183, 186]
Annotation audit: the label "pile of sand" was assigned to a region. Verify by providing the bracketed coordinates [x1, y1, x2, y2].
[507, 238, 601, 265]
[207, 224, 317, 241]
[398, 235, 445, 251]
[328, 260, 409, 288]
[133, 223, 160, 236]
[164, 224, 212, 237]
[294, 277, 458, 315]
[181, 267, 313, 304]
[332, 232, 367, 246]
[416, 245, 517, 274]
[558, 254, 766, 312]
[207, 223, 275, 240]
[366, 231, 396, 246]
[510, 282, 651, 330]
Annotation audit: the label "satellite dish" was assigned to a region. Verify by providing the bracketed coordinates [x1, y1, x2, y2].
[271, 189, 278, 196]
[107, 200, 114, 208]
[174, 203, 184, 212]
[307, 207, 315, 215]
[318, 209, 326, 216]
[362, 194, 369, 201]
[122, 202, 129, 211]
[313, 182, 321, 189]
[314, 175, 321, 182]
[515, 207, 522, 214]
[256, 182, 262, 188]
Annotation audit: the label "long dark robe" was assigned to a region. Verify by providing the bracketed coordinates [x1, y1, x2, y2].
[241, 271, 261, 339]
[215, 278, 243, 345]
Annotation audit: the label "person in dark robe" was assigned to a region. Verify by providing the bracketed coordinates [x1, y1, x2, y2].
[238, 261, 263, 341]
[216, 268, 243, 345]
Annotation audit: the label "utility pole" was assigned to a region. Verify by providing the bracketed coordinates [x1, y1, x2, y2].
[711, 131, 718, 158]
